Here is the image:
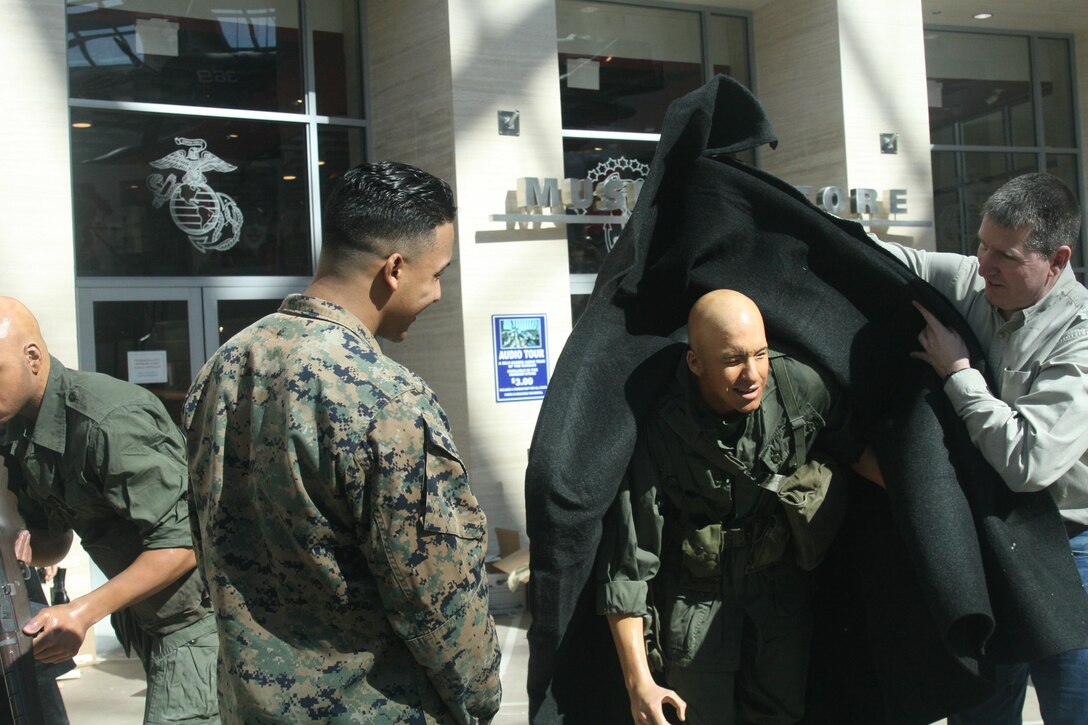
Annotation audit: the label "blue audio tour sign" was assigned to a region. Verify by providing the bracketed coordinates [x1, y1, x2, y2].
[493, 314, 549, 402]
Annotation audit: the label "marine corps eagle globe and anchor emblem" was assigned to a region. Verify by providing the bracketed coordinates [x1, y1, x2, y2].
[147, 137, 244, 252]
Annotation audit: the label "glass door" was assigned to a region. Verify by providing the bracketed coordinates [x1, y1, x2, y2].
[77, 288, 203, 423]
[202, 284, 303, 354]
[78, 282, 304, 423]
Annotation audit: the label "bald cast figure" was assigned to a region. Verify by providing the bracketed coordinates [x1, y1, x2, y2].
[596, 290, 880, 725]
[0, 298, 220, 724]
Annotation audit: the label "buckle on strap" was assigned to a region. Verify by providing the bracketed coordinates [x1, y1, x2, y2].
[760, 473, 787, 494]
[720, 527, 748, 549]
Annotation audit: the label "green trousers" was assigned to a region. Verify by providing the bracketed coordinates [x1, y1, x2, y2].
[128, 613, 221, 725]
[660, 557, 813, 725]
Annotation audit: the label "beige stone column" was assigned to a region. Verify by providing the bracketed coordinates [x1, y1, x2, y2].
[368, 0, 570, 537]
[0, 0, 79, 353]
[754, 0, 935, 249]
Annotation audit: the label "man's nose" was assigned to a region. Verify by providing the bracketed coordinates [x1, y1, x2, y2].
[977, 250, 994, 278]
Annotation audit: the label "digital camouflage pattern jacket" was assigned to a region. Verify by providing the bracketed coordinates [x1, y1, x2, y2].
[184, 294, 501, 724]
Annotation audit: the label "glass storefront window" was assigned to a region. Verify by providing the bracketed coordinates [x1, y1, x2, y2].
[563, 137, 657, 273]
[67, 0, 304, 113]
[311, 0, 365, 118]
[556, 1, 703, 133]
[1047, 154, 1080, 193]
[925, 31, 1034, 147]
[709, 15, 750, 88]
[70, 108, 312, 277]
[931, 150, 1035, 254]
[1039, 38, 1075, 149]
[556, 3, 752, 309]
[926, 29, 1082, 271]
[317, 126, 367, 214]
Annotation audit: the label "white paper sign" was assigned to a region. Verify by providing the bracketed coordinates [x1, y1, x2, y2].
[127, 350, 168, 385]
[136, 18, 180, 57]
[567, 58, 600, 91]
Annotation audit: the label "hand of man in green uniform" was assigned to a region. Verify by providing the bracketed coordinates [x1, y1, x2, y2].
[15, 529, 199, 664]
[608, 614, 688, 724]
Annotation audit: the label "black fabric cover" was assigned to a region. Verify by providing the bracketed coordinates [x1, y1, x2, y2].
[524, 75, 1088, 725]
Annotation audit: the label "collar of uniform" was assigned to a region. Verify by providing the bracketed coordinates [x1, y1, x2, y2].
[277, 294, 380, 350]
[26, 356, 70, 455]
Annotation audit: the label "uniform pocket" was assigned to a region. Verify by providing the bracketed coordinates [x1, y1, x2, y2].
[421, 422, 486, 541]
[999, 368, 1034, 401]
[659, 593, 735, 671]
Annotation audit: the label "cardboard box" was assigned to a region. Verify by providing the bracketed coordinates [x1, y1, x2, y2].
[486, 528, 530, 613]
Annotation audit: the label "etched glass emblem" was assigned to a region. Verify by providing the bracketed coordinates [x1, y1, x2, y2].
[583, 156, 649, 251]
[147, 137, 244, 252]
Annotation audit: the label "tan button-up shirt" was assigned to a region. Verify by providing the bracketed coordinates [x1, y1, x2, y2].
[877, 241, 1088, 524]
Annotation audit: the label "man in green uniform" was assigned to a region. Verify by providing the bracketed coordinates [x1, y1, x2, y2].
[184, 161, 501, 723]
[0, 297, 219, 725]
[598, 290, 881, 725]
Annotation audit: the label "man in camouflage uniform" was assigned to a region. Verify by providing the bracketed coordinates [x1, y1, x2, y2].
[184, 161, 502, 723]
[0, 297, 219, 725]
[597, 290, 881, 725]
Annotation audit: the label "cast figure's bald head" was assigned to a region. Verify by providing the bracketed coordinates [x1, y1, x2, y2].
[688, 290, 765, 352]
[0, 297, 51, 424]
[686, 290, 770, 415]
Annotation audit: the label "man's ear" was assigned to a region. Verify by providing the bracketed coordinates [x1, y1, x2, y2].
[1050, 245, 1072, 276]
[686, 348, 701, 377]
[382, 253, 406, 292]
[24, 342, 43, 374]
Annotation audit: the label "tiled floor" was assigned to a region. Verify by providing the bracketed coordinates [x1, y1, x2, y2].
[57, 610, 533, 724]
[57, 610, 1040, 724]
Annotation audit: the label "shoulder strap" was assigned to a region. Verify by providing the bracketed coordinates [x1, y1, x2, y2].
[770, 356, 808, 471]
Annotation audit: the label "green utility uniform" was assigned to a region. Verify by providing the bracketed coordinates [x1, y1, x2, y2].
[0, 358, 219, 725]
[597, 353, 861, 724]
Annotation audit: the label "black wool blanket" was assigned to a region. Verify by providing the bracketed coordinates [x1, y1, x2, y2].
[524, 75, 1088, 725]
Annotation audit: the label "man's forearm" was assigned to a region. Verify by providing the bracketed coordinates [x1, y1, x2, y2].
[607, 613, 654, 690]
[69, 547, 196, 628]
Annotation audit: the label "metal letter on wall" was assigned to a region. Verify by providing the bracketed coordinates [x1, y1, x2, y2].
[889, 189, 908, 215]
[517, 177, 563, 210]
[818, 186, 847, 214]
[851, 188, 878, 215]
[147, 137, 244, 253]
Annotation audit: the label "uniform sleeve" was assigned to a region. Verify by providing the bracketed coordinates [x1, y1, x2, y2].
[362, 389, 501, 725]
[943, 335, 1088, 491]
[91, 404, 194, 550]
[596, 438, 664, 617]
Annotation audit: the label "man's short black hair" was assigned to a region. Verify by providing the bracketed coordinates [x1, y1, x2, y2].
[322, 161, 456, 261]
[983, 172, 1082, 257]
